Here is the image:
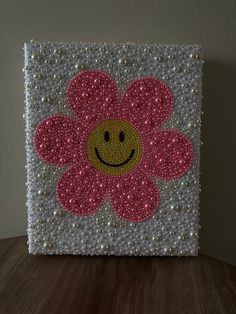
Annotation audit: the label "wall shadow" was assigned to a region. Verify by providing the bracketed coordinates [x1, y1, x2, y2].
[199, 59, 236, 265]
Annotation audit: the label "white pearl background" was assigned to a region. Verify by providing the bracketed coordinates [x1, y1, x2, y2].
[24, 41, 202, 256]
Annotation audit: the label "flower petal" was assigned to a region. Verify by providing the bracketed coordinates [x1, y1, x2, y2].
[108, 171, 159, 222]
[145, 130, 194, 179]
[122, 77, 173, 131]
[34, 116, 82, 165]
[67, 70, 118, 123]
[57, 163, 107, 215]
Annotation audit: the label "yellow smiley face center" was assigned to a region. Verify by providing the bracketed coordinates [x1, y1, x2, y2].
[87, 119, 142, 176]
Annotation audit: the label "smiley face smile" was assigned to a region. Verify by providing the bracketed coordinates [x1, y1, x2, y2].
[87, 119, 142, 176]
[95, 147, 135, 167]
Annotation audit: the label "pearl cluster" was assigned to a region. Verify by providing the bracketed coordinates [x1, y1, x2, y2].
[145, 130, 194, 179]
[24, 41, 202, 256]
[67, 70, 118, 124]
[122, 76, 173, 131]
[34, 115, 82, 165]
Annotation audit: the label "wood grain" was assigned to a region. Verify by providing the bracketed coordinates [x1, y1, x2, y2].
[0, 237, 235, 314]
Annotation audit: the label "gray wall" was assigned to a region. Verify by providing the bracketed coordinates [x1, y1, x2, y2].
[0, 0, 235, 265]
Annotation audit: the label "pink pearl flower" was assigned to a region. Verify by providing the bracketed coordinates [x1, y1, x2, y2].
[34, 70, 193, 222]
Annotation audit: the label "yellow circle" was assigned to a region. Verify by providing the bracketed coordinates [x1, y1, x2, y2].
[87, 119, 142, 176]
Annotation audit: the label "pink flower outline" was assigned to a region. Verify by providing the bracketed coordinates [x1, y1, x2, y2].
[34, 70, 193, 222]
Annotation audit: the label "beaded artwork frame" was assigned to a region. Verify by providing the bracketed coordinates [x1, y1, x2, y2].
[24, 41, 202, 256]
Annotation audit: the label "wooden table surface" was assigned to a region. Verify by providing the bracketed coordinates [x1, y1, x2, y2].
[0, 237, 236, 314]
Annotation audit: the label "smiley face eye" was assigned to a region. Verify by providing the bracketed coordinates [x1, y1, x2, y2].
[104, 131, 110, 142]
[119, 131, 125, 142]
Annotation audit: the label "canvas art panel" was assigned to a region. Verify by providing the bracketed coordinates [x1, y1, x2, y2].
[24, 41, 202, 255]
